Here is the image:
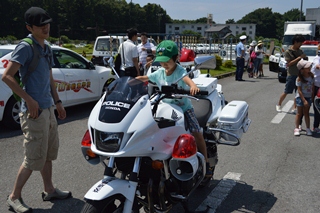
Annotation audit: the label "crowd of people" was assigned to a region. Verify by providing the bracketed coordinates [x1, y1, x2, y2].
[273, 34, 320, 136]
[2, 6, 320, 212]
[1, 7, 213, 213]
[114, 28, 157, 77]
[235, 33, 320, 136]
[235, 36, 269, 80]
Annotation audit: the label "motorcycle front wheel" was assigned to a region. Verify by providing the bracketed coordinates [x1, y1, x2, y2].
[81, 194, 139, 213]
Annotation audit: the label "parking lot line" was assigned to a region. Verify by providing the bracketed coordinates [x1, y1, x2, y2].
[271, 100, 294, 124]
[196, 172, 242, 213]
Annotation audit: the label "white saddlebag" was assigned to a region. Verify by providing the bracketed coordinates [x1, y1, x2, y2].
[217, 100, 250, 141]
[191, 77, 217, 95]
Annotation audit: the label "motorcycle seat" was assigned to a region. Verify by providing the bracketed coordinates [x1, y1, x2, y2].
[191, 98, 212, 128]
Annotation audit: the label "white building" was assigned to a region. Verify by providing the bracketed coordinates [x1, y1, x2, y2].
[165, 23, 256, 41]
[306, 8, 320, 25]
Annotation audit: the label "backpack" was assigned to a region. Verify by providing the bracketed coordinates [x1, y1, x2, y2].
[250, 50, 257, 60]
[13, 38, 52, 102]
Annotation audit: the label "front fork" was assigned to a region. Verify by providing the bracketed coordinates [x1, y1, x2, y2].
[103, 156, 141, 213]
[123, 157, 141, 213]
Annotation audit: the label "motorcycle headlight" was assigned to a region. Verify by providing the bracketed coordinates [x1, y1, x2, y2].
[95, 130, 123, 152]
[279, 60, 287, 68]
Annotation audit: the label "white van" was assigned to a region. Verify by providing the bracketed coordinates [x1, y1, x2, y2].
[92, 35, 158, 66]
[91, 35, 127, 66]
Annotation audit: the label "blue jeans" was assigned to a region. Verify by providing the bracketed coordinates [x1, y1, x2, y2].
[236, 57, 244, 80]
[253, 58, 261, 74]
[284, 75, 297, 94]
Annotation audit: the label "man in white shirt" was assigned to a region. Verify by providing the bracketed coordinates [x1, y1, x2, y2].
[137, 32, 155, 75]
[118, 28, 140, 77]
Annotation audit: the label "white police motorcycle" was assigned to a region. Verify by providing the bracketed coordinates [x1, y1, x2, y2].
[80, 56, 251, 213]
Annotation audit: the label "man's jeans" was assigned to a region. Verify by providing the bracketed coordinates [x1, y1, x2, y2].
[236, 57, 245, 80]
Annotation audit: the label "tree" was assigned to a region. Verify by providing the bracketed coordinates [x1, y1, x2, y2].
[195, 17, 209, 23]
[182, 30, 201, 37]
[283, 8, 304, 21]
[0, 1, 308, 41]
[274, 12, 285, 40]
[226, 19, 235, 24]
[237, 8, 277, 39]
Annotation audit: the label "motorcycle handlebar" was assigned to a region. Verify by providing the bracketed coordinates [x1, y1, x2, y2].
[176, 89, 209, 96]
[160, 85, 208, 96]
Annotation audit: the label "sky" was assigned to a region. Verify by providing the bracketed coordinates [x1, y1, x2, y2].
[127, 0, 318, 23]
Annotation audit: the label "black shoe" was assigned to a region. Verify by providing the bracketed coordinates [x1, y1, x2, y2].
[238, 79, 245, 81]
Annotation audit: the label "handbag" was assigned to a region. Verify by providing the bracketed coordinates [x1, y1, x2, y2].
[250, 51, 257, 60]
[124, 67, 138, 77]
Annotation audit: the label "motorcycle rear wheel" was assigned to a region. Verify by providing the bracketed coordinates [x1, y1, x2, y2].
[81, 194, 139, 213]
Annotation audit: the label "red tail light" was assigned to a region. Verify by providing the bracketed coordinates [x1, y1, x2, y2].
[172, 134, 197, 158]
[81, 130, 91, 147]
[317, 88, 320, 98]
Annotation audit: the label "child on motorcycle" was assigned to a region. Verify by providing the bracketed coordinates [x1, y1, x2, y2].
[136, 40, 213, 178]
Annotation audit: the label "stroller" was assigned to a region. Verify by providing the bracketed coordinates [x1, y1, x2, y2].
[247, 61, 253, 78]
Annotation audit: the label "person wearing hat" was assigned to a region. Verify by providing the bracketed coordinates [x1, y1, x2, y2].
[235, 35, 247, 81]
[293, 59, 314, 136]
[310, 45, 320, 133]
[2, 7, 71, 212]
[136, 40, 214, 178]
[253, 40, 267, 78]
[247, 40, 257, 78]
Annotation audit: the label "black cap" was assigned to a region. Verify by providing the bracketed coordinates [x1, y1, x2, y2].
[25, 7, 52, 26]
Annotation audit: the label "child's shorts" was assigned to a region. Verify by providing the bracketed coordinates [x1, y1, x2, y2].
[296, 97, 312, 107]
[184, 108, 201, 133]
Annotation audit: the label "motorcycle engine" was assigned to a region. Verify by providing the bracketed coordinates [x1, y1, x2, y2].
[165, 168, 202, 197]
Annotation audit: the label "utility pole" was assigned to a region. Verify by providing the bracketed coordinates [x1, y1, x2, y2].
[157, 13, 163, 34]
[300, 0, 303, 21]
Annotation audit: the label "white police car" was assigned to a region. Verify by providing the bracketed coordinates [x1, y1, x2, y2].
[269, 41, 318, 83]
[0, 45, 116, 129]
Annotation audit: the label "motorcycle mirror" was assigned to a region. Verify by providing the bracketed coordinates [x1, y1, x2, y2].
[172, 55, 216, 85]
[194, 55, 216, 70]
[108, 57, 114, 66]
[106, 57, 120, 79]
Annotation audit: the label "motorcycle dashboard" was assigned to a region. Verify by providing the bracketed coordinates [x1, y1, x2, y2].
[98, 77, 148, 123]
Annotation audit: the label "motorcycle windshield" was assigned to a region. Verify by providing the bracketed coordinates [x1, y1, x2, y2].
[99, 77, 148, 123]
